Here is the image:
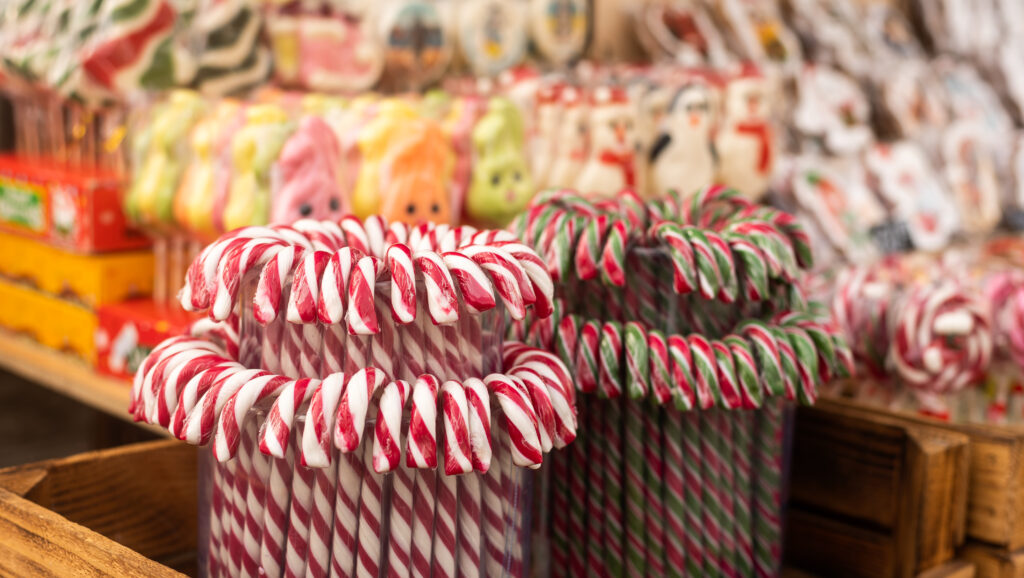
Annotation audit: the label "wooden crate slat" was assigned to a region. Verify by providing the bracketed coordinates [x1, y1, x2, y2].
[0, 486, 185, 577]
[0, 440, 197, 575]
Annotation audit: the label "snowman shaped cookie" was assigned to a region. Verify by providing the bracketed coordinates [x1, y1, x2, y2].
[575, 87, 638, 199]
[649, 82, 715, 200]
[792, 64, 873, 156]
[715, 68, 775, 201]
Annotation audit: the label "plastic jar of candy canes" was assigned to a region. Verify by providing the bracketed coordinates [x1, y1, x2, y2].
[131, 216, 576, 578]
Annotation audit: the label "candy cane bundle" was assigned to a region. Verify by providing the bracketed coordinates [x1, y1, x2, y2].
[131, 215, 574, 578]
[512, 186, 849, 577]
[826, 255, 998, 420]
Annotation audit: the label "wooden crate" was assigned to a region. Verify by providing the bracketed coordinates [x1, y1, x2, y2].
[827, 398, 1024, 550]
[786, 402, 970, 577]
[0, 440, 197, 577]
[960, 543, 1024, 578]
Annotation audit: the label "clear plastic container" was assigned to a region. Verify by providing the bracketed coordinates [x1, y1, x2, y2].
[197, 416, 534, 578]
[195, 272, 535, 577]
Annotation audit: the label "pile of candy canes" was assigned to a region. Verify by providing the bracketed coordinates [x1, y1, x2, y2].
[130, 216, 576, 578]
[509, 186, 851, 578]
[829, 256, 1004, 421]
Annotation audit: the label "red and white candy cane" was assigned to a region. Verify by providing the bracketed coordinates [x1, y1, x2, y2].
[890, 283, 993, 394]
[318, 248, 363, 325]
[388, 243, 418, 325]
[260, 377, 319, 458]
[442, 251, 498, 314]
[340, 215, 372, 256]
[347, 256, 384, 335]
[461, 245, 535, 319]
[463, 377, 492, 472]
[168, 365, 245, 439]
[254, 246, 306, 324]
[181, 227, 281, 311]
[180, 369, 269, 445]
[363, 215, 388, 258]
[286, 250, 331, 324]
[484, 374, 543, 469]
[292, 218, 345, 251]
[373, 380, 412, 473]
[132, 336, 223, 417]
[153, 355, 236, 428]
[213, 374, 291, 461]
[299, 373, 345, 467]
[335, 367, 386, 452]
[416, 251, 460, 325]
[496, 241, 556, 318]
[386, 221, 410, 246]
[211, 238, 288, 321]
[355, 438, 386, 578]
[435, 381, 472, 578]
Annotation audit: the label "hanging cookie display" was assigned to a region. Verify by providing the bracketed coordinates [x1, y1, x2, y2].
[792, 64, 873, 156]
[716, 0, 802, 75]
[864, 141, 959, 253]
[378, 0, 453, 90]
[529, 0, 589, 67]
[941, 120, 1003, 236]
[634, 0, 731, 67]
[457, 0, 528, 77]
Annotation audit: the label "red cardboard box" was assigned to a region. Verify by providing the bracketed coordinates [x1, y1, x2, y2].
[0, 155, 151, 253]
[95, 299, 198, 381]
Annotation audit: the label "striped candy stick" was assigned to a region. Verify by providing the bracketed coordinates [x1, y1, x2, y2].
[733, 409, 756, 576]
[623, 396, 649, 578]
[753, 399, 785, 577]
[356, 437, 386, 578]
[331, 452, 364, 578]
[700, 409, 724, 577]
[219, 452, 239, 576]
[259, 444, 295, 578]
[482, 422, 511, 577]
[715, 410, 738, 578]
[549, 444, 571, 578]
[724, 232, 769, 302]
[578, 397, 607, 576]
[565, 394, 588, 577]
[374, 380, 413, 577]
[305, 457, 337, 578]
[599, 219, 629, 288]
[408, 375, 440, 578]
[436, 381, 471, 578]
[208, 462, 225, 577]
[239, 420, 268, 577]
[681, 412, 704, 576]
[283, 462, 315, 578]
[661, 404, 686, 578]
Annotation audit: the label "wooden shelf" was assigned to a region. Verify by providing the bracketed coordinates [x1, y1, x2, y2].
[0, 331, 167, 437]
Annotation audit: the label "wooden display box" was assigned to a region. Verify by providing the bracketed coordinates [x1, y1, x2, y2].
[786, 401, 971, 577]
[0, 440, 197, 577]
[826, 397, 1024, 550]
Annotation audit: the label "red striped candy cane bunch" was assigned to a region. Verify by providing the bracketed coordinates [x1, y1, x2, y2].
[131, 215, 576, 578]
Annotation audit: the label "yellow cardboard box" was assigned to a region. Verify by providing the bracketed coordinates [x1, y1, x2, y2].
[0, 231, 153, 308]
[0, 278, 96, 364]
